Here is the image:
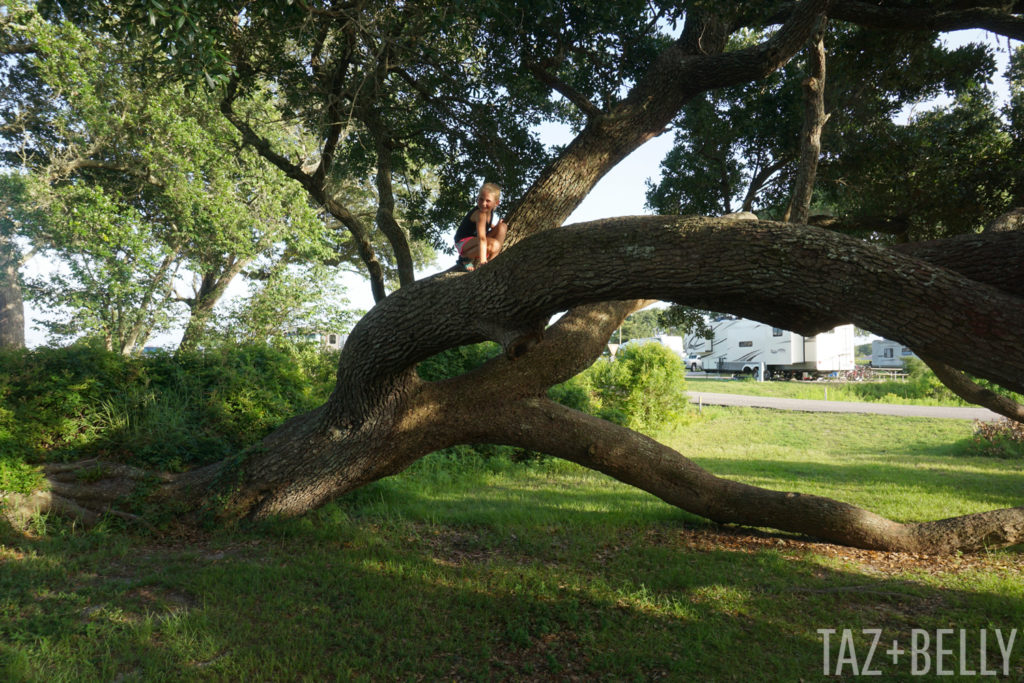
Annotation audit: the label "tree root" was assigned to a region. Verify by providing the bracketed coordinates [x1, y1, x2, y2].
[2, 458, 222, 531]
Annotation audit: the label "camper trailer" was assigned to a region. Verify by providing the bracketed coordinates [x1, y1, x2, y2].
[870, 339, 914, 368]
[684, 317, 855, 379]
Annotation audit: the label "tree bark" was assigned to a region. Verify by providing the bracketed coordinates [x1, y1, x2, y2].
[177, 257, 251, 352]
[920, 356, 1024, 424]
[0, 240, 25, 349]
[11, 0, 1024, 557]
[786, 20, 829, 224]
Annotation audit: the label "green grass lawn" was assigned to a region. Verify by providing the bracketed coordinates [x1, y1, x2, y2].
[2, 408, 1023, 681]
[687, 376, 966, 406]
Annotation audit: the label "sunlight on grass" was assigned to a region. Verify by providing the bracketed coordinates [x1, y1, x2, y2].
[3, 405, 1023, 681]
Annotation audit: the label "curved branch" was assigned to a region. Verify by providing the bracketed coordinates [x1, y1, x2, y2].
[506, 0, 831, 242]
[920, 356, 1024, 423]
[522, 58, 603, 118]
[504, 397, 1024, 553]
[365, 112, 416, 288]
[335, 217, 1024, 421]
[827, 1, 1024, 41]
[220, 74, 388, 301]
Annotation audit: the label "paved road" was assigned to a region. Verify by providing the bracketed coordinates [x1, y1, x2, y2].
[687, 391, 1004, 421]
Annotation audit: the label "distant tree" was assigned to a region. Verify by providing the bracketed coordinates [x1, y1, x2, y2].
[646, 23, 1006, 237]
[0, 7, 359, 352]
[215, 264, 359, 345]
[619, 308, 662, 341]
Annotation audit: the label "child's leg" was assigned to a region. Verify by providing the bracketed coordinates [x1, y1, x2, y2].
[485, 237, 503, 261]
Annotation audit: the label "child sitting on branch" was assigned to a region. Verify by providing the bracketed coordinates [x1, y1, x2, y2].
[454, 182, 507, 271]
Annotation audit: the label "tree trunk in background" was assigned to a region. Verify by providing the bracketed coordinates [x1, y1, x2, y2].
[786, 20, 828, 224]
[0, 243, 25, 349]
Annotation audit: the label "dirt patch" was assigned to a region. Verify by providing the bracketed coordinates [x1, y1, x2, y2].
[676, 524, 1024, 576]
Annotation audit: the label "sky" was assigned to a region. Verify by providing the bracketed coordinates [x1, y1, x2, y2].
[19, 30, 1016, 348]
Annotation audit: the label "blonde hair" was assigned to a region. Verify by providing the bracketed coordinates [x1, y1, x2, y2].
[480, 182, 502, 201]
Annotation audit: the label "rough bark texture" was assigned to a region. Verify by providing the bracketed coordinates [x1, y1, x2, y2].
[0, 251, 25, 349]
[920, 356, 1024, 423]
[786, 21, 828, 224]
[12, 218, 1024, 554]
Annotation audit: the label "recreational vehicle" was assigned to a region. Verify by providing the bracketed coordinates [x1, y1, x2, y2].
[684, 317, 855, 379]
[870, 339, 915, 368]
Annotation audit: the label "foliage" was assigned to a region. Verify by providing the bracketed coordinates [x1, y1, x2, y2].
[418, 340, 688, 434]
[577, 342, 688, 432]
[645, 24, 1010, 238]
[902, 357, 959, 403]
[0, 343, 337, 472]
[968, 419, 1024, 459]
[214, 264, 359, 344]
[19, 181, 180, 350]
[416, 342, 503, 382]
[1, 6, 341, 351]
[656, 304, 713, 339]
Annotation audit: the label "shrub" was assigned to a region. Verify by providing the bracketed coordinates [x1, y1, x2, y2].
[416, 342, 501, 381]
[580, 342, 688, 433]
[0, 342, 339, 472]
[967, 419, 1024, 459]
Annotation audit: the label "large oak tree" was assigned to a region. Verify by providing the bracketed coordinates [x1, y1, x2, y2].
[5, 0, 1024, 553]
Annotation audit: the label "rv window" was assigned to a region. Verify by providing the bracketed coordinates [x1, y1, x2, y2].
[772, 328, 783, 337]
[884, 348, 893, 358]
[739, 341, 753, 347]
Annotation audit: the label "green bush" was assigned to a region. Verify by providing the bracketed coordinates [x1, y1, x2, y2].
[416, 342, 501, 381]
[578, 342, 688, 433]
[0, 342, 338, 472]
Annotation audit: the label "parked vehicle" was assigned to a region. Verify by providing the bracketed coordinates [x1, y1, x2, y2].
[683, 317, 855, 379]
[870, 339, 915, 368]
[684, 354, 704, 372]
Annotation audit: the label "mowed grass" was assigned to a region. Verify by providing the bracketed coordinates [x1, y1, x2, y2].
[2, 408, 1023, 681]
[688, 376, 963, 405]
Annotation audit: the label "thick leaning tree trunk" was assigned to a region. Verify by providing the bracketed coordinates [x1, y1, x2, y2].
[13, 219, 1024, 554]
[8, 1, 1024, 553]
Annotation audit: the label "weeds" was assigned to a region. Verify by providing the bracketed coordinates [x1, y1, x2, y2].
[969, 419, 1024, 459]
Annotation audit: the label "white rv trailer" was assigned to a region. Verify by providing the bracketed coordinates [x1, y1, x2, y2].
[684, 317, 855, 379]
[870, 339, 915, 368]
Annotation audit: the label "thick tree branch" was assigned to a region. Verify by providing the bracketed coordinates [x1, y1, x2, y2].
[220, 74, 388, 301]
[786, 19, 829, 224]
[365, 110, 416, 288]
[920, 356, 1024, 423]
[333, 217, 1024, 429]
[501, 398, 1024, 553]
[827, 1, 1024, 41]
[507, 0, 831, 243]
[893, 231, 1024, 299]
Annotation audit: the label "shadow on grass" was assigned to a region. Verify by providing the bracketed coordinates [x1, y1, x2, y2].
[2, 492, 1023, 681]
